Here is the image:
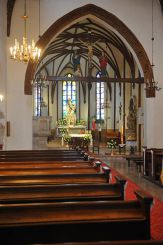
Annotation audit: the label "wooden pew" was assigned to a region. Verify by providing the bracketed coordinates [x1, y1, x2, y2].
[0, 175, 126, 204]
[143, 148, 163, 186]
[0, 149, 81, 156]
[0, 149, 88, 162]
[0, 149, 84, 159]
[0, 169, 110, 186]
[0, 155, 85, 162]
[0, 164, 105, 176]
[40, 240, 163, 245]
[0, 161, 94, 170]
[0, 190, 153, 244]
[0, 158, 97, 170]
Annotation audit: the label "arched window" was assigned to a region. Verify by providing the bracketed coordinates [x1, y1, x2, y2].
[96, 72, 104, 120]
[62, 73, 76, 117]
[33, 86, 41, 116]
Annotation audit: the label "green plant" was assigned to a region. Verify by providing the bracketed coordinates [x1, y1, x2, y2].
[95, 118, 104, 124]
[63, 134, 72, 143]
[83, 134, 91, 143]
[76, 119, 86, 126]
[57, 118, 67, 126]
[60, 127, 68, 135]
[107, 139, 117, 149]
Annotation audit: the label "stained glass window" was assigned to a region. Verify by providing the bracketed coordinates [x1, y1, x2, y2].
[33, 86, 41, 116]
[96, 73, 104, 120]
[62, 74, 76, 117]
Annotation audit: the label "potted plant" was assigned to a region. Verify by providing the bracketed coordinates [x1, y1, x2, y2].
[63, 134, 72, 147]
[83, 134, 91, 143]
[107, 139, 117, 156]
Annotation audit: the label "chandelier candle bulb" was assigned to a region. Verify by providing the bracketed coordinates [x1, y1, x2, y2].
[9, 0, 41, 63]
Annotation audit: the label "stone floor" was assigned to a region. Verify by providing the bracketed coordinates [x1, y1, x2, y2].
[41, 139, 163, 202]
[95, 147, 163, 202]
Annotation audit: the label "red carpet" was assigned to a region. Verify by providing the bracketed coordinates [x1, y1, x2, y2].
[100, 161, 163, 241]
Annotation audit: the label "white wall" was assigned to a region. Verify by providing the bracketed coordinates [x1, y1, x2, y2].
[0, 0, 7, 148]
[5, 0, 163, 149]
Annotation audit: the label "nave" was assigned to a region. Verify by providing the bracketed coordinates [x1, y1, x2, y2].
[0, 146, 162, 244]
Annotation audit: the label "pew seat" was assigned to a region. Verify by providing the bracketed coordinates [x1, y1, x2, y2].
[0, 175, 126, 204]
[0, 171, 110, 186]
[0, 165, 103, 176]
[0, 160, 93, 170]
[0, 190, 153, 244]
[40, 240, 163, 245]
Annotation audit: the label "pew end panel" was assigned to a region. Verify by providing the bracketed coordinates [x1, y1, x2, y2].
[0, 196, 152, 244]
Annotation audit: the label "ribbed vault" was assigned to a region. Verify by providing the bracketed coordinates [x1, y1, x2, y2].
[24, 4, 153, 95]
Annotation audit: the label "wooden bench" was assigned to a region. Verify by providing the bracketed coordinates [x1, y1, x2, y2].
[0, 155, 86, 162]
[0, 175, 126, 204]
[0, 164, 106, 176]
[143, 148, 163, 186]
[41, 240, 163, 245]
[0, 169, 110, 186]
[0, 149, 80, 155]
[0, 189, 153, 244]
[0, 160, 96, 170]
[0, 149, 89, 162]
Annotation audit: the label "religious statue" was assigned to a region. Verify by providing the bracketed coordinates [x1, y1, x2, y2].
[66, 98, 76, 126]
[127, 97, 137, 131]
[99, 51, 108, 76]
[72, 50, 82, 76]
[79, 36, 99, 69]
[126, 96, 137, 141]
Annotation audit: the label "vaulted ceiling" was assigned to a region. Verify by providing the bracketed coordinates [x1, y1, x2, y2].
[7, 1, 157, 96]
[35, 18, 136, 79]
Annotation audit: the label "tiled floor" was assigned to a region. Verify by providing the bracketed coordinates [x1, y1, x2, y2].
[46, 140, 163, 202]
[97, 147, 163, 202]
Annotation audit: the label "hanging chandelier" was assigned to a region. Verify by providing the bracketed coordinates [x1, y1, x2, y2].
[9, 0, 41, 64]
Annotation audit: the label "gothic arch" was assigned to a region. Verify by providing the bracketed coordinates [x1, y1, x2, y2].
[25, 3, 153, 95]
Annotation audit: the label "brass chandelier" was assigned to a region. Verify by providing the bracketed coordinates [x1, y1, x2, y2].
[10, 0, 41, 63]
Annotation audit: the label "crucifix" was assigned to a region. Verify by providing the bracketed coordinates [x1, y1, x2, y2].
[79, 32, 99, 75]
[79, 32, 100, 130]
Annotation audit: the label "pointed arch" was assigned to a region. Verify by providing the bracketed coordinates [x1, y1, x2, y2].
[25, 4, 153, 95]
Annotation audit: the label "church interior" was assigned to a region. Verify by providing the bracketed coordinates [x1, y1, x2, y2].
[0, 0, 163, 244]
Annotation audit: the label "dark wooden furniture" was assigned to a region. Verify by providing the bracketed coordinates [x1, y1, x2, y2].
[0, 190, 153, 244]
[0, 170, 110, 186]
[0, 175, 126, 204]
[0, 165, 104, 176]
[41, 240, 163, 245]
[143, 148, 163, 186]
[135, 159, 144, 173]
[0, 149, 88, 162]
[125, 155, 143, 167]
[0, 160, 94, 170]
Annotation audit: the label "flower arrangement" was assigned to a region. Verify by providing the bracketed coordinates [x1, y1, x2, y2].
[83, 134, 91, 143]
[107, 139, 117, 149]
[60, 127, 68, 135]
[76, 119, 86, 126]
[63, 134, 72, 143]
[57, 118, 67, 126]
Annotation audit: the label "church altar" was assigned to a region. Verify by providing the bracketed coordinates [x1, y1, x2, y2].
[62, 133, 92, 146]
[57, 125, 86, 136]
